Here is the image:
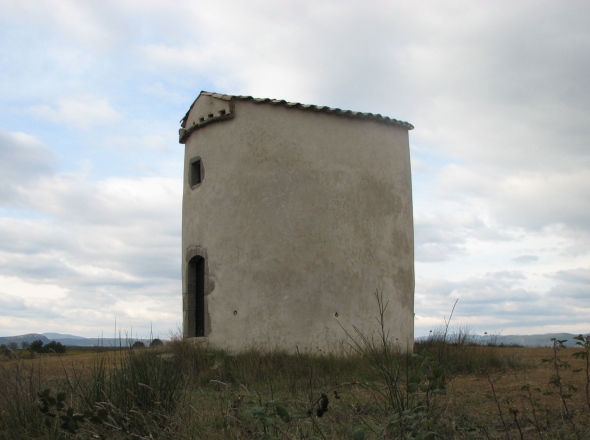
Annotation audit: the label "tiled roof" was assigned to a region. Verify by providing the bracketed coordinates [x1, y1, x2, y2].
[180, 91, 414, 131]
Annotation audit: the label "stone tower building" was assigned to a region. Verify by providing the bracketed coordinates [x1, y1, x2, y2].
[179, 92, 414, 352]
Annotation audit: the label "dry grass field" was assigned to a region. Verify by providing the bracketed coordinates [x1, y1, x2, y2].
[2, 340, 590, 439]
[446, 347, 590, 433]
[0, 349, 121, 377]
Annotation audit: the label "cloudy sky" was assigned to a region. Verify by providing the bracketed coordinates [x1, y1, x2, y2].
[1, 0, 589, 340]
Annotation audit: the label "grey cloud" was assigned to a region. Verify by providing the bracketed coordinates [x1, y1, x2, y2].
[414, 217, 467, 262]
[418, 270, 531, 305]
[407, 2, 590, 169]
[0, 294, 62, 320]
[398, 2, 590, 236]
[486, 271, 526, 281]
[0, 221, 180, 288]
[555, 229, 590, 257]
[0, 169, 180, 309]
[0, 218, 72, 254]
[0, 252, 79, 282]
[492, 172, 590, 232]
[414, 211, 513, 263]
[433, 165, 590, 234]
[416, 271, 545, 331]
[549, 267, 590, 284]
[415, 240, 465, 263]
[0, 293, 27, 312]
[11, 174, 181, 232]
[548, 283, 590, 302]
[417, 262, 590, 336]
[512, 255, 539, 264]
[547, 267, 590, 304]
[0, 130, 56, 203]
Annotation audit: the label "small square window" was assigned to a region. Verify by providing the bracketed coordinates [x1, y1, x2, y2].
[190, 157, 203, 187]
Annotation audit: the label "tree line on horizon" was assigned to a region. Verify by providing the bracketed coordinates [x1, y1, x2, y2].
[0, 339, 67, 355]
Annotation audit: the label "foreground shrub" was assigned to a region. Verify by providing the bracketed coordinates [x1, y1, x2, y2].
[0, 360, 55, 438]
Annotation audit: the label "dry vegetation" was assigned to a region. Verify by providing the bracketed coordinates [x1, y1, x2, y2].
[2, 314, 590, 440]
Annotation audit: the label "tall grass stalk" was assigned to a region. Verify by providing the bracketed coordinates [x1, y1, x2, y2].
[0, 359, 51, 437]
[339, 290, 409, 413]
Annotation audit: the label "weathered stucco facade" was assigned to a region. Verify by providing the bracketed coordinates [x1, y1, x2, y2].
[179, 91, 414, 352]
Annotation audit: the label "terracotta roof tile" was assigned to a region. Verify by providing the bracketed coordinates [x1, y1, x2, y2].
[180, 91, 414, 142]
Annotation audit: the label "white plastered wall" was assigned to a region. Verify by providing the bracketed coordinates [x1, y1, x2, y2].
[182, 98, 414, 352]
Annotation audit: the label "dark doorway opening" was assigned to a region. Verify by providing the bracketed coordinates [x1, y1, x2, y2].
[188, 256, 205, 336]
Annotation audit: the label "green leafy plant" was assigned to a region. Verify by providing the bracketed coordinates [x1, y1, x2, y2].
[37, 388, 108, 434]
[385, 405, 438, 440]
[249, 399, 294, 439]
[407, 352, 447, 411]
[572, 334, 590, 410]
[519, 383, 544, 438]
[542, 338, 579, 438]
[542, 339, 575, 417]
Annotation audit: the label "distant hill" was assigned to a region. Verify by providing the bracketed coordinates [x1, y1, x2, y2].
[43, 332, 85, 340]
[55, 337, 155, 347]
[489, 333, 588, 348]
[416, 332, 590, 348]
[0, 333, 156, 348]
[0, 333, 50, 346]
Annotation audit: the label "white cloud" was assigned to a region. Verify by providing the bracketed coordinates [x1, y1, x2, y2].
[103, 135, 169, 152]
[28, 97, 121, 128]
[431, 164, 590, 234]
[547, 267, 590, 306]
[0, 150, 181, 336]
[19, 176, 179, 270]
[0, 276, 68, 313]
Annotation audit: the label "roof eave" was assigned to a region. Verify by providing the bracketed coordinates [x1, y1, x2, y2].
[179, 91, 414, 143]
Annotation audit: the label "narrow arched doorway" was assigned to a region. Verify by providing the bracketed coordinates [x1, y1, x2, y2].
[187, 255, 205, 337]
